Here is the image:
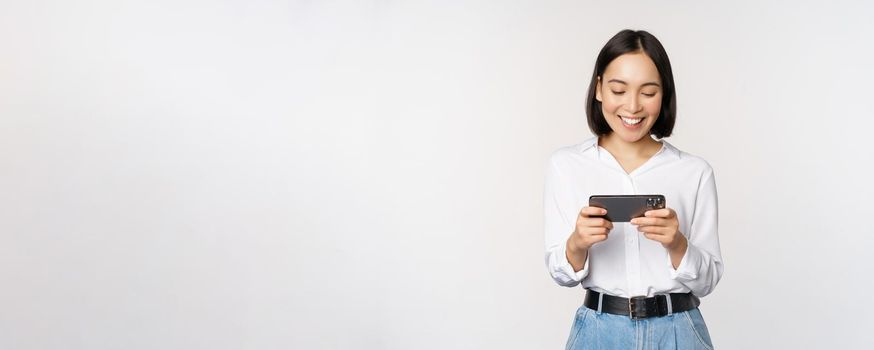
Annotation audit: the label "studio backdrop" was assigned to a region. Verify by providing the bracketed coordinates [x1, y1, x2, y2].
[1, 1, 872, 349]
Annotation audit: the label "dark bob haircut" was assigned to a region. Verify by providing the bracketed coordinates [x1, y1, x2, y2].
[586, 29, 676, 139]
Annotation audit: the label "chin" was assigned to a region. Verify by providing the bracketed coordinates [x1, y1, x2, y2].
[609, 128, 652, 143]
[620, 134, 649, 143]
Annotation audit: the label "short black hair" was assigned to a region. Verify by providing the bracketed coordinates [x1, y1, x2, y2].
[586, 29, 676, 139]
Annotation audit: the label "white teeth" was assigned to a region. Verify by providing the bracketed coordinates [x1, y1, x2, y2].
[621, 116, 643, 125]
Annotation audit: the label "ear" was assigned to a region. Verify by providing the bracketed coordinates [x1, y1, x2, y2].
[595, 76, 602, 102]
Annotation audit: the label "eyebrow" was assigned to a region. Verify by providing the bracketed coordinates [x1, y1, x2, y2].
[606, 79, 661, 88]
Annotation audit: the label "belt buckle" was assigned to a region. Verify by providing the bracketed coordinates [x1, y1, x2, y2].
[628, 296, 647, 320]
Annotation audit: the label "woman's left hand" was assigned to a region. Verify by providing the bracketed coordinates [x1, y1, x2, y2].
[630, 208, 687, 252]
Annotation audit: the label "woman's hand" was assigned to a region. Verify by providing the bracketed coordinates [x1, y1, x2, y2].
[565, 206, 614, 272]
[569, 206, 614, 251]
[631, 207, 688, 268]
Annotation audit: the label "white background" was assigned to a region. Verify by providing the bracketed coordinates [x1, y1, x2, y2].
[2, 1, 873, 349]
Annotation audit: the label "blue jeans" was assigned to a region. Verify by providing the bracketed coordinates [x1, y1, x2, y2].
[565, 304, 714, 350]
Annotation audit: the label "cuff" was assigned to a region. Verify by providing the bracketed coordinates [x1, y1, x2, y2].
[669, 242, 702, 281]
[557, 242, 589, 282]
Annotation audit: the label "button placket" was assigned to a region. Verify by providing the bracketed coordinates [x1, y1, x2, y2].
[623, 175, 642, 295]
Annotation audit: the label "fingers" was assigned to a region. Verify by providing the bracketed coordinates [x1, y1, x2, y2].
[578, 227, 610, 238]
[572, 206, 614, 250]
[636, 225, 672, 235]
[632, 207, 677, 227]
[575, 221, 613, 235]
[629, 217, 668, 227]
[642, 229, 686, 250]
[631, 207, 682, 248]
[643, 208, 675, 218]
[570, 227, 609, 250]
[588, 217, 614, 230]
[588, 232, 609, 244]
[578, 207, 613, 229]
[580, 206, 607, 218]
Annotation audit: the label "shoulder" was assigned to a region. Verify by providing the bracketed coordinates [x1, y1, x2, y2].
[547, 136, 598, 168]
[664, 140, 715, 179]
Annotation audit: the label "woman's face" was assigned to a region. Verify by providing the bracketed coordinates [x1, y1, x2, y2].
[595, 51, 663, 143]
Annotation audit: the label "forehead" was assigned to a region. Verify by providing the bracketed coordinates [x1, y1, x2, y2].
[602, 52, 661, 84]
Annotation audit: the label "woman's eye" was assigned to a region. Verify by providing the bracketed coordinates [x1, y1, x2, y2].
[642, 93, 656, 97]
[611, 90, 625, 95]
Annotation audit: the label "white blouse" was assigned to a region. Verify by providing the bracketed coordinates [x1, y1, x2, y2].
[544, 136, 724, 298]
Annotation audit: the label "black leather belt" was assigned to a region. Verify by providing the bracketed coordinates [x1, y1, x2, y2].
[584, 290, 700, 320]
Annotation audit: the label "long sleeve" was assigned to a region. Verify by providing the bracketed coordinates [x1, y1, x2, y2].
[669, 167, 725, 297]
[544, 155, 589, 287]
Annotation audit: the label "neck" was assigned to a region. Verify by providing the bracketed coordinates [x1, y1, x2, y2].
[598, 133, 661, 158]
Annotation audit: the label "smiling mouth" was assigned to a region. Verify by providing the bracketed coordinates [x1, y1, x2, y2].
[619, 115, 644, 125]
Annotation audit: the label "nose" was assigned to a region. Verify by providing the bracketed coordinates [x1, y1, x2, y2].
[627, 94, 642, 113]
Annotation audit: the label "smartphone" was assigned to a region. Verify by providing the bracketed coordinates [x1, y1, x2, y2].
[588, 195, 666, 222]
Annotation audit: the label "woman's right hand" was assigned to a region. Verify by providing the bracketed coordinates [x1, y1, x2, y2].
[568, 206, 614, 251]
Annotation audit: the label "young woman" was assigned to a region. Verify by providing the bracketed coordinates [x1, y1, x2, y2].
[544, 30, 724, 349]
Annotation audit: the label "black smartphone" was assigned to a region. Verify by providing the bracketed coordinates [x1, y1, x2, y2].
[588, 195, 666, 222]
